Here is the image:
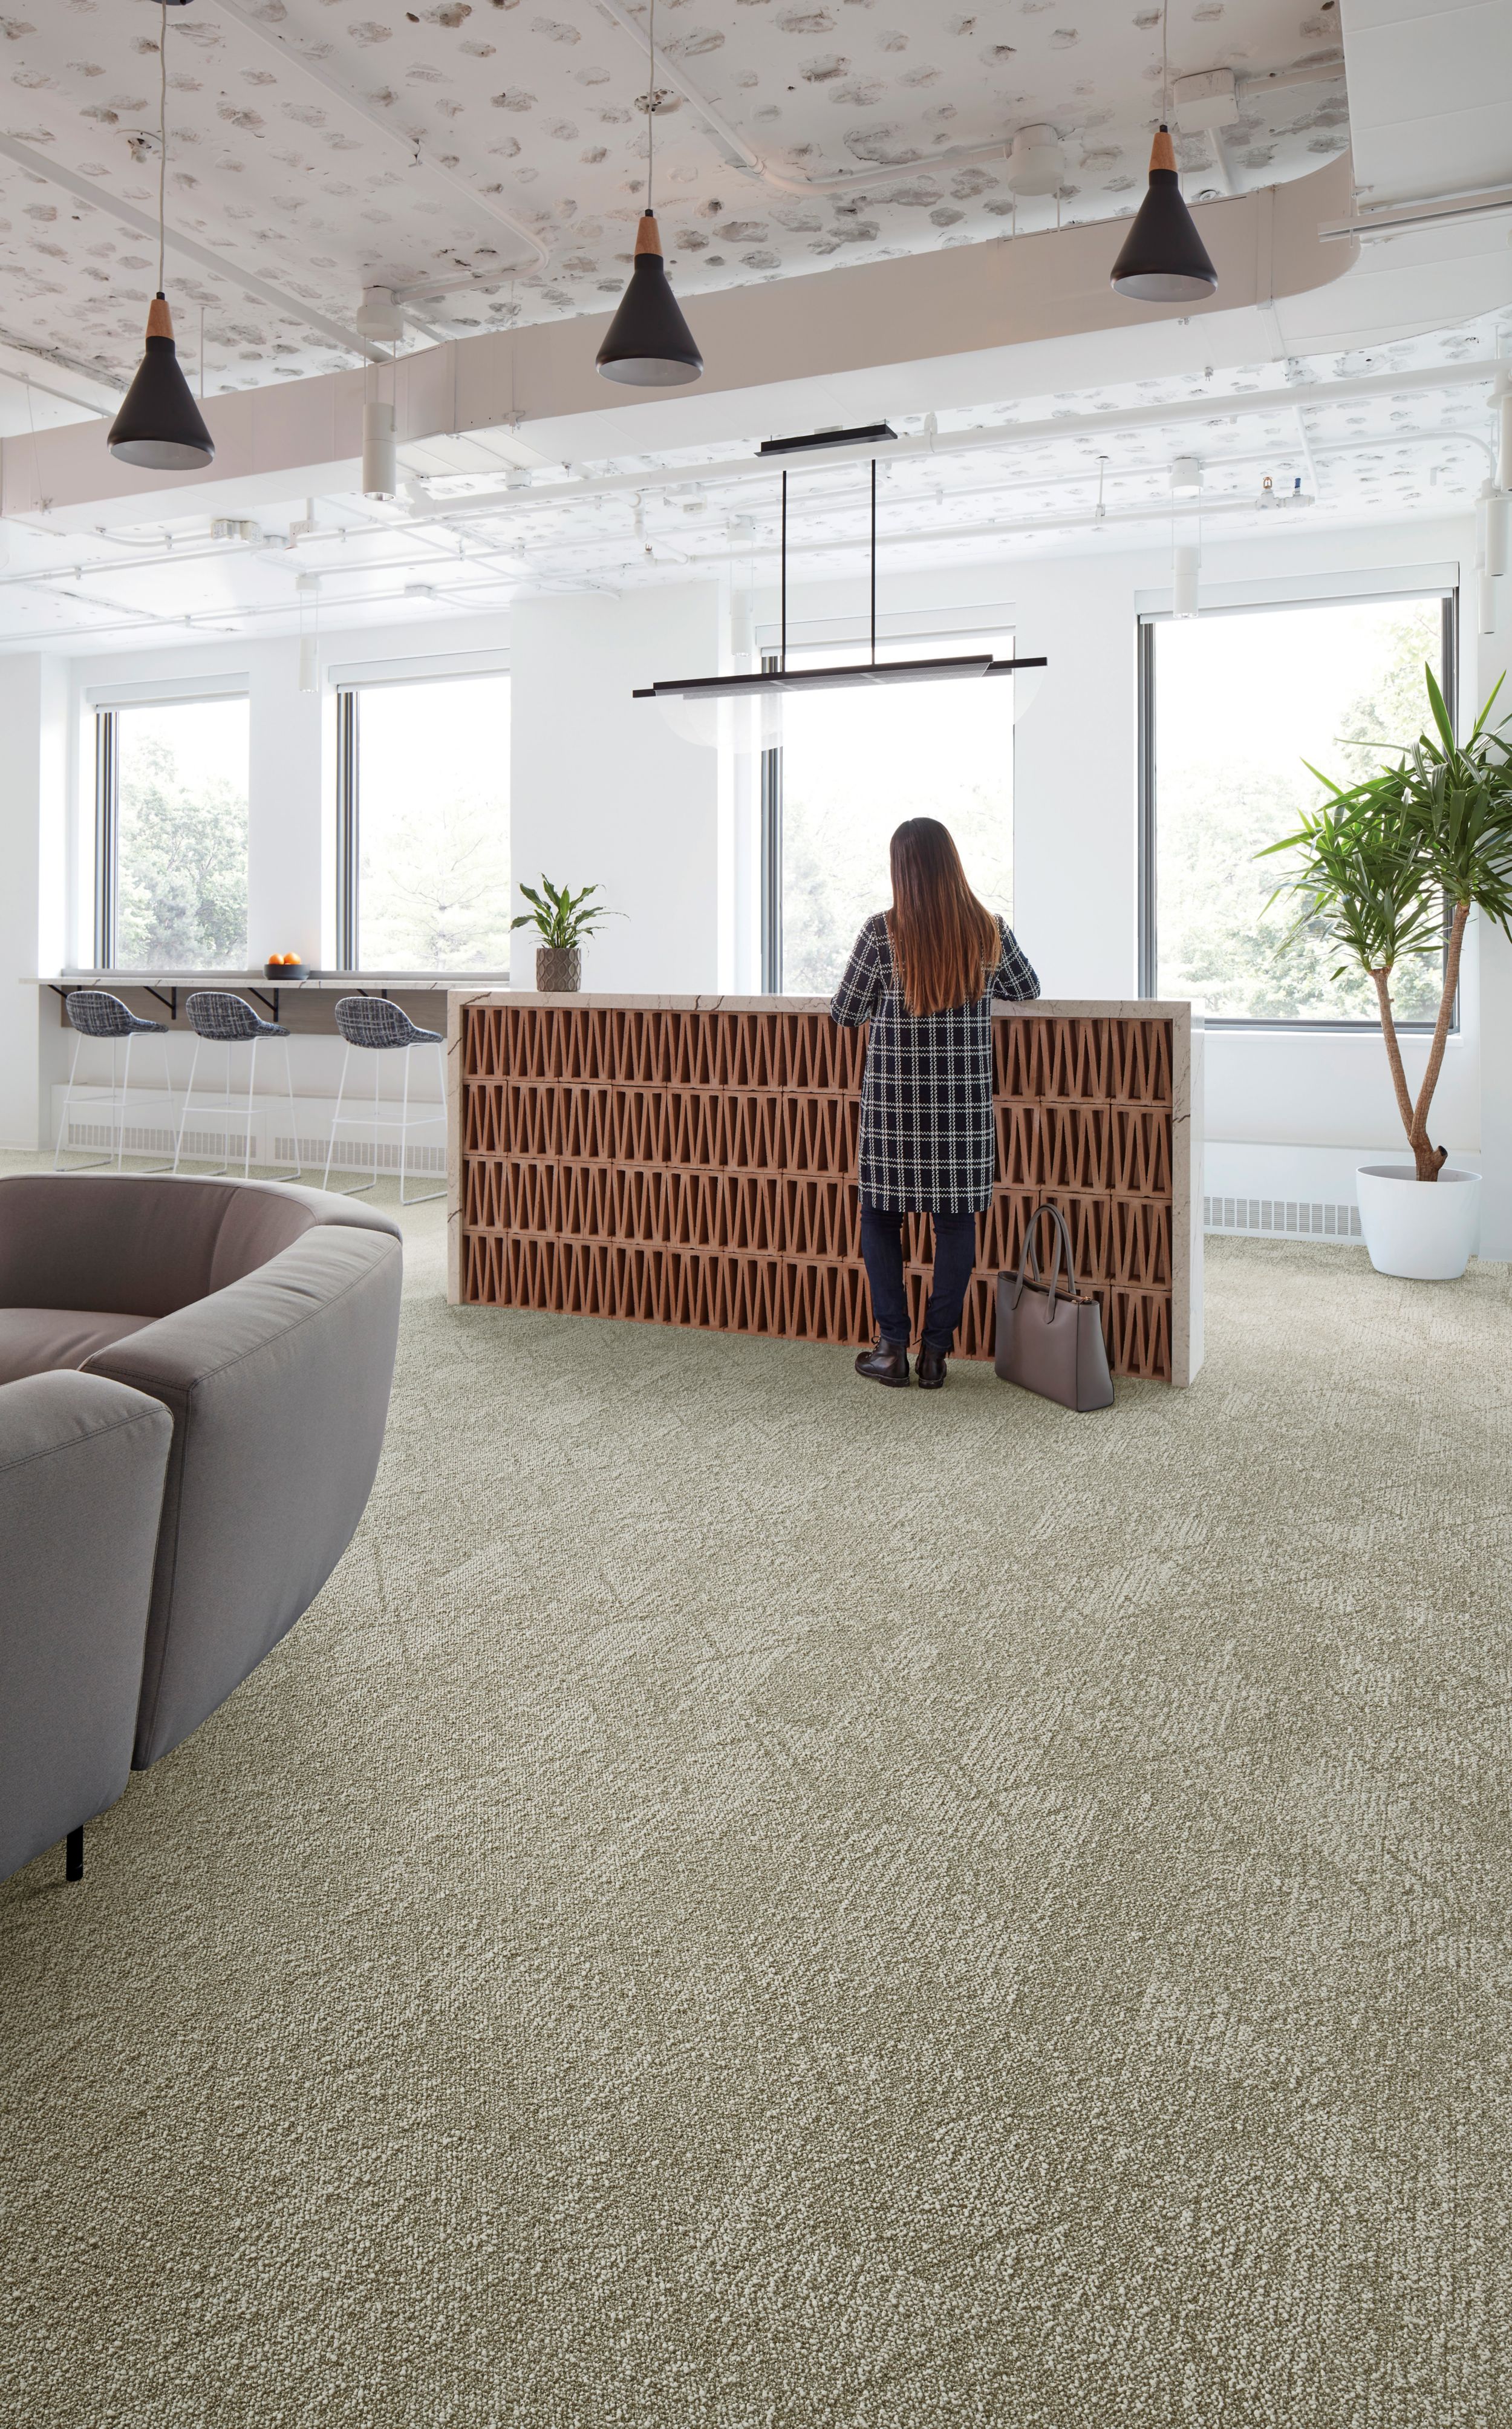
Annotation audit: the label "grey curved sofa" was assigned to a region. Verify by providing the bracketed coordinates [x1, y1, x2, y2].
[0, 1174, 403, 1779]
[0, 1370, 171, 1883]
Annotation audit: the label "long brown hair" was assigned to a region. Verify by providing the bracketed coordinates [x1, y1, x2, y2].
[885, 818, 999, 1016]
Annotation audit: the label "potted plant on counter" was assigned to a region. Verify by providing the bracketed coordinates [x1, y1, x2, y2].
[510, 876, 624, 993]
[1262, 668, 1512, 1280]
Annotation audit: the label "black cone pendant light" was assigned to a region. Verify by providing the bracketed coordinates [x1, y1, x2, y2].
[596, 0, 702, 387]
[109, 1, 214, 470]
[1109, 126, 1218, 303]
[1110, 1, 1217, 306]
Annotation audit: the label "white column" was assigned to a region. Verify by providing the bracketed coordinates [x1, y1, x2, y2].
[1011, 560, 1137, 996]
[0, 653, 67, 1149]
[247, 641, 324, 970]
[509, 583, 728, 993]
[1476, 598, 1512, 1257]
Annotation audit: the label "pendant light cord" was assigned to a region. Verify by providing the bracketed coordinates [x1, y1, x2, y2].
[1161, 0, 1170, 126]
[158, 0, 168, 293]
[646, 0, 655, 214]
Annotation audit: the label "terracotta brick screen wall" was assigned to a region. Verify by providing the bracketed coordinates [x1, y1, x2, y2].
[452, 997, 1185, 1383]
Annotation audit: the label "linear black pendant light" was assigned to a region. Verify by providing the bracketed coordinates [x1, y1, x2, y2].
[634, 461, 1046, 705]
[1109, 1, 1217, 304]
[596, 0, 702, 387]
[108, 0, 215, 470]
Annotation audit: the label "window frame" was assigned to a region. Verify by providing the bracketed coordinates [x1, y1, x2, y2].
[1136, 586, 1459, 1031]
[92, 689, 250, 972]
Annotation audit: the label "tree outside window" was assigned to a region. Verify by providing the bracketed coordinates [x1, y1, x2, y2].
[353, 675, 511, 971]
[114, 699, 249, 969]
[1152, 597, 1447, 1022]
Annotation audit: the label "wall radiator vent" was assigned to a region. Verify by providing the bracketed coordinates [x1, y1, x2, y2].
[60, 1117, 443, 1179]
[273, 1134, 446, 1177]
[1205, 1195, 1362, 1241]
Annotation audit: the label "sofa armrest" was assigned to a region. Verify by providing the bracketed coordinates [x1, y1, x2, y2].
[0, 1371, 171, 1883]
[86, 1226, 403, 1768]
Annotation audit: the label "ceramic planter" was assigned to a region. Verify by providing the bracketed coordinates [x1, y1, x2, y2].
[535, 945, 581, 994]
[1355, 1164, 1481, 1280]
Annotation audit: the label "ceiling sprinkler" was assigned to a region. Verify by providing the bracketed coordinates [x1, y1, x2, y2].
[1006, 125, 1066, 197]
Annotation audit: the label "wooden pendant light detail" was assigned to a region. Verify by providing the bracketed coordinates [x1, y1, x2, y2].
[145, 294, 174, 341]
[1148, 126, 1177, 174]
[634, 212, 663, 257]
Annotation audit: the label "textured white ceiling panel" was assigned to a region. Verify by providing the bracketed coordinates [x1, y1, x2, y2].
[0, 0, 1348, 396]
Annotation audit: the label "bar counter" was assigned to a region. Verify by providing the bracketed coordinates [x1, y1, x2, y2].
[446, 992, 1203, 1385]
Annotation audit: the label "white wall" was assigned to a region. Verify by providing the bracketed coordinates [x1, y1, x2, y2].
[4, 510, 1511, 1263]
[754, 514, 1488, 1223]
[509, 581, 733, 994]
[0, 654, 67, 1150]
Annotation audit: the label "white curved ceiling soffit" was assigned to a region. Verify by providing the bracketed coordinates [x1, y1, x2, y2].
[0, 0, 1347, 397]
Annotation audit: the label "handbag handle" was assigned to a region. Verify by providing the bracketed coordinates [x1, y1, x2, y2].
[1012, 1201, 1078, 1314]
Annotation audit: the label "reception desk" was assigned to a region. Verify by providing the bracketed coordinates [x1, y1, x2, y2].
[447, 993, 1203, 1385]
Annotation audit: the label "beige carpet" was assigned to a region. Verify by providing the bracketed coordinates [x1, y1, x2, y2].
[2, 1174, 1510, 2427]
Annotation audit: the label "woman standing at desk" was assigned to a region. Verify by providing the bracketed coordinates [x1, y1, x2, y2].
[830, 817, 1039, 1390]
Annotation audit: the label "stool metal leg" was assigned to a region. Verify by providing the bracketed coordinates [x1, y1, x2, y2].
[115, 1033, 132, 1171]
[172, 1036, 203, 1173]
[399, 1038, 446, 1206]
[272, 1036, 302, 1181]
[244, 1036, 258, 1179]
[323, 1041, 378, 1196]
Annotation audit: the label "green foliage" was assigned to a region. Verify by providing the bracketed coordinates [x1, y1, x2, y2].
[510, 875, 624, 949]
[1262, 664, 1512, 1175]
[1156, 599, 1445, 1021]
[117, 734, 248, 967]
[1262, 668, 1512, 976]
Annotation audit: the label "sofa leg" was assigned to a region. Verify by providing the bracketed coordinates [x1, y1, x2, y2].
[65, 1826, 84, 1883]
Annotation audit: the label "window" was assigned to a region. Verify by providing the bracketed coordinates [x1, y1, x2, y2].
[764, 633, 1016, 996]
[336, 672, 510, 972]
[1141, 591, 1455, 1025]
[95, 696, 249, 969]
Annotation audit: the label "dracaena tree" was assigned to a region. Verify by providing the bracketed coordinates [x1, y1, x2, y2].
[1262, 668, 1512, 1182]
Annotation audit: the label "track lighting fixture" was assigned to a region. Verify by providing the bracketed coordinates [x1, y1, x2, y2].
[108, 1, 215, 471]
[596, 0, 702, 387]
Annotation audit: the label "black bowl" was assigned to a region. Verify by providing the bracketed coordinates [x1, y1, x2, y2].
[265, 960, 306, 981]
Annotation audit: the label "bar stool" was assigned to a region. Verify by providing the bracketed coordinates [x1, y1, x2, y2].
[54, 989, 177, 1172]
[172, 990, 302, 1182]
[324, 996, 446, 1205]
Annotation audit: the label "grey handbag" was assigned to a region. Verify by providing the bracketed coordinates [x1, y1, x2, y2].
[994, 1201, 1115, 1411]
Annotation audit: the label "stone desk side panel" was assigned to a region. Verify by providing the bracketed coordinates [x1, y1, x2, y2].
[449, 996, 1193, 1384]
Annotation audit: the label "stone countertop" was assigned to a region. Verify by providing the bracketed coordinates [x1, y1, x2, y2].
[454, 989, 1200, 1022]
[37, 970, 506, 990]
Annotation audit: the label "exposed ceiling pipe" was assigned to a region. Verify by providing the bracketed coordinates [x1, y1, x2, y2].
[201, 0, 550, 275]
[0, 132, 386, 368]
[1320, 183, 1512, 247]
[405, 357, 1504, 526]
[0, 427, 1475, 631]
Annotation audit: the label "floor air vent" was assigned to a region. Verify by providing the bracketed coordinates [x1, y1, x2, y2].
[1205, 1195, 1362, 1240]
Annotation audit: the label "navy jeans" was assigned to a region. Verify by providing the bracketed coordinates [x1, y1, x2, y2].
[860, 1205, 978, 1353]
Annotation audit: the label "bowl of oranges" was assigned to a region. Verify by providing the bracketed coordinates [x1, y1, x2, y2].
[264, 952, 307, 981]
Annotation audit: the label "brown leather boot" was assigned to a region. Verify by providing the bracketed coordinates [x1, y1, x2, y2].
[855, 1336, 910, 1387]
[916, 1345, 948, 1390]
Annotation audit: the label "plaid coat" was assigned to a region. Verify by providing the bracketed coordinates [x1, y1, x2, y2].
[829, 912, 1040, 1214]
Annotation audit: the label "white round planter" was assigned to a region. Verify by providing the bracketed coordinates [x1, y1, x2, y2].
[1355, 1164, 1481, 1281]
